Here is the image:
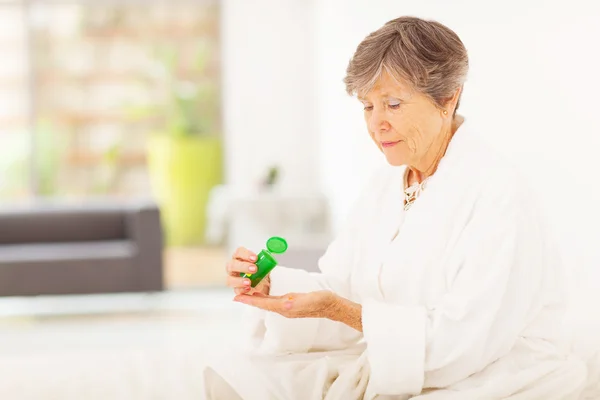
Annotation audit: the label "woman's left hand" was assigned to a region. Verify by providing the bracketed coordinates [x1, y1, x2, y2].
[233, 290, 337, 319]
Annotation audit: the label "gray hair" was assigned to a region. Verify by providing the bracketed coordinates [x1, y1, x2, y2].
[344, 16, 469, 115]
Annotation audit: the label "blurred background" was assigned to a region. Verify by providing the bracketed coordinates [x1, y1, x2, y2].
[0, 0, 599, 398]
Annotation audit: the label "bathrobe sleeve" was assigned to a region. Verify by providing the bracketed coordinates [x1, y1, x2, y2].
[361, 176, 545, 395]
[244, 169, 390, 355]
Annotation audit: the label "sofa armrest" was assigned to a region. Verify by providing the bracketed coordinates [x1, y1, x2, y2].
[125, 203, 164, 291]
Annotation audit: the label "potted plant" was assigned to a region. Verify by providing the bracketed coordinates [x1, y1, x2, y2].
[144, 42, 223, 246]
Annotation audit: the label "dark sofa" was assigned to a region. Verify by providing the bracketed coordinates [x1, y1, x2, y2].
[0, 201, 164, 296]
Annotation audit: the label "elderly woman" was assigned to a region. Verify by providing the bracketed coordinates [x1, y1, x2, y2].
[204, 16, 587, 399]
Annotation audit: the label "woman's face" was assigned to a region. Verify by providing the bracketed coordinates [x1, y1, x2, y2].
[359, 71, 448, 167]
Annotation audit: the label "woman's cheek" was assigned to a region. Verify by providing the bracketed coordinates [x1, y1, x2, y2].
[368, 130, 383, 151]
[405, 135, 417, 154]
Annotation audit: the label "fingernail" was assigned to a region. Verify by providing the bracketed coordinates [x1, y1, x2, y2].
[250, 255, 257, 261]
[244, 279, 251, 286]
[249, 266, 257, 272]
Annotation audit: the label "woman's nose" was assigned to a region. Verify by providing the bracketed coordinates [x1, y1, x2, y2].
[368, 109, 390, 133]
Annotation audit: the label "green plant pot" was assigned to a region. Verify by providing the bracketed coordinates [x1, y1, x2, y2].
[147, 135, 222, 246]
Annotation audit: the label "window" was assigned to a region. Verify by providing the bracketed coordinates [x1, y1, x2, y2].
[0, 0, 221, 200]
[0, 3, 29, 200]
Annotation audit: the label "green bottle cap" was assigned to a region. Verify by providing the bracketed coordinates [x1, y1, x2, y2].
[241, 237, 288, 287]
[266, 236, 287, 254]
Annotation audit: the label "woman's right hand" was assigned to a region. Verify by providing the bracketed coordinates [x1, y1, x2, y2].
[226, 247, 271, 296]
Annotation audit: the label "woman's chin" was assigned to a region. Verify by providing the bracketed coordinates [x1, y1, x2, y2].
[383, 154, 407, 167]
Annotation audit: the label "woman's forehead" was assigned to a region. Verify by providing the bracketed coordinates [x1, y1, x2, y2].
[359, 78, 411, 101]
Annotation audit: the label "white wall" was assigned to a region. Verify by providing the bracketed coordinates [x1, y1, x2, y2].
[313, 1, 388, 231]
[313, 0, 600, 263]
[220, 0, 318, 194]
[223, 1, 600, 293]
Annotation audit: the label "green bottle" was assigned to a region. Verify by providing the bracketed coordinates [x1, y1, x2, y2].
[241, 236, 288, 287]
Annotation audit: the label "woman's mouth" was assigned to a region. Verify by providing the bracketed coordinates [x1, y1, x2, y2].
[381, 140, 401, 148]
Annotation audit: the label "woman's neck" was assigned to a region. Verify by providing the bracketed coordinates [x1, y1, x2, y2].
[408, 115, 464, 185]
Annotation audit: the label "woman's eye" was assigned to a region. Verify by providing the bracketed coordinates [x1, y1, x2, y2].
[388, 102, 401, 110]
[363, 105, 373, 111]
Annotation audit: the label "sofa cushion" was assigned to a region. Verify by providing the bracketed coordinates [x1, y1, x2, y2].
[0, 206, 127, 244]
[0, 241, 136, 263]
[0, 241, 140, 296]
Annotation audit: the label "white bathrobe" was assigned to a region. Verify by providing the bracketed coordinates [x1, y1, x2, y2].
[204, 123, 588, 400]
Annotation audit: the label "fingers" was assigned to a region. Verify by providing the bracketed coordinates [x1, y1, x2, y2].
[233, 287, 269, 296]
[226, 259, 257, 276]
[233, 247, 257, 263]
[234, 286, 253, 295]
[227, 275, 252, 289]
[249, 291, 268, 298]
[226, 246, 259, 295]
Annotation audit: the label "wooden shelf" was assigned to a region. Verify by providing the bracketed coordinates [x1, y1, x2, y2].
[40, 72, 149, 84]
[37, 69, 209, 84]
[53, 112, 164, 125]
[0, 69, 214, 89]
[38, 25, 218, 43]
[81, 24, 218, 38]
[0, 113, 163, 128]
[67, 150, 147, 166]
